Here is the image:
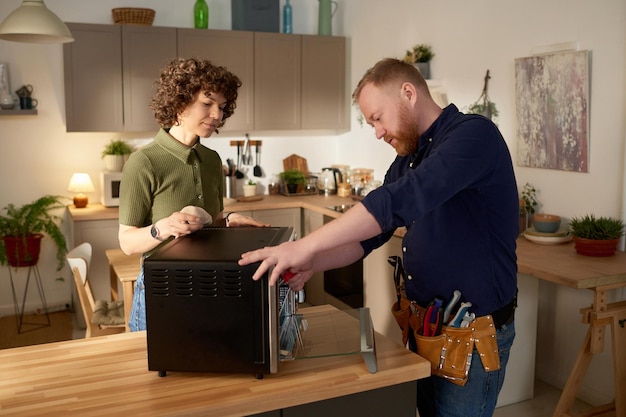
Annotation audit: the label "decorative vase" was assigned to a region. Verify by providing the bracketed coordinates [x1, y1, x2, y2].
[415, 62, 431, 79]
[194, 0, 209, 29]
[282, 0, 292, 34]
[518, 200, 527, 236]
[2, 234, 43, 267]
[572, 236, 620, 257]
[0, 92, 14, 109]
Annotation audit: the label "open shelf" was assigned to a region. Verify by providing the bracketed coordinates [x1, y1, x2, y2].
[0, 108, 37, 115]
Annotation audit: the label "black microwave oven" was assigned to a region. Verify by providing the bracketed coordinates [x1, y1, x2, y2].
[143, 226, 294, 378]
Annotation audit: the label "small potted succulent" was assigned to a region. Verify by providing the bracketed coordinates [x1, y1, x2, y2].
[403, 43, 435, 79]
[243, 179, 257, 197]
[569, 214, 625, 257]
[102, 139, 133, 172]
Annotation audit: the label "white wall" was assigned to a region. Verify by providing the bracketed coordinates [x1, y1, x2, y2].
[0, 0, 624, 406]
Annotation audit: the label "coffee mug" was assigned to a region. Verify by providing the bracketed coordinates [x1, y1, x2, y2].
[19, 96, 37, 110]
[15, 84, 33, 98]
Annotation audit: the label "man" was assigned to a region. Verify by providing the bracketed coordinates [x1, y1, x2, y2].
[240, 58, 519, 417]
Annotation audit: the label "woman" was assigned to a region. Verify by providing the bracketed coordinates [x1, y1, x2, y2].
[119, 58, 266, 331]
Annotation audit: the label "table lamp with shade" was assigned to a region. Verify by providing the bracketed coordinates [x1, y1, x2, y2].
[68, 173, 94, 208]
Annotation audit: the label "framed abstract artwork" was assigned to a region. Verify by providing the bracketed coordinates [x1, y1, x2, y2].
[515, 50, 590, 172]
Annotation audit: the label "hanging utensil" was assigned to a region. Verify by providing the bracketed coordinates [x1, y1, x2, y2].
[243, 133, 253, 165]
[235, 143, 244, 179]
[253, 141, 263, 177]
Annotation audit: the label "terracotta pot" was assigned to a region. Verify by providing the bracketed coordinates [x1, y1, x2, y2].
[572, 236, 620, 257]
[2, 234, 43, 266]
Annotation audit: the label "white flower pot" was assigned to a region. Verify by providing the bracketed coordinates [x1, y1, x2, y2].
[103, 154, 127, 172]
[243, 184, 256, 197]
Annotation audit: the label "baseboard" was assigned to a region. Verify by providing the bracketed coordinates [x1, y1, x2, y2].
[0, 303, 71, 318]
[536, 375, 613, 408]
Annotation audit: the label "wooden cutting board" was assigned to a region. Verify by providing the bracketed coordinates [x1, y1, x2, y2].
[283, 154, 309, 176]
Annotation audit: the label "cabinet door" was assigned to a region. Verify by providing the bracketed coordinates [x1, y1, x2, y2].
[177, 29, 254, 133]
[122, 26, 177, 132]
[301, 35, 347, 130]
[64, 23, 123, 132]
[254, 33, 301, 130]
[252, 208, 301, 240]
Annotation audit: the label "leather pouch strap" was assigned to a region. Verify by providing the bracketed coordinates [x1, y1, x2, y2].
[471, 315, 501, 372]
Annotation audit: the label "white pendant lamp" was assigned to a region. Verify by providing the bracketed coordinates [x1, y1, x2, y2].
[0, 0, 73, 44]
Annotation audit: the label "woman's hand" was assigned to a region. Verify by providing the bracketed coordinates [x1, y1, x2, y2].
[224, 212, 270, 228]
[158, 211, 206, 238]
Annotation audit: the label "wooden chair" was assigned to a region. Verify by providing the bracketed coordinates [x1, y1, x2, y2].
[66, 243, 126, 338]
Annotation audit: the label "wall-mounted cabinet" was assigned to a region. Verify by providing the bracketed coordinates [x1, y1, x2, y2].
[63, 23, 176, 133]
[177, 29, 255, 133]
[63, 24, 348, 133]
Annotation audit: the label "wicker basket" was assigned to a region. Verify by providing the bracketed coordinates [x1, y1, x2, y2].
[112, 8, 156, 26]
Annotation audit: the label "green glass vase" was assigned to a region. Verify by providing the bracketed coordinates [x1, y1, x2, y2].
[194, 0, 209, 29]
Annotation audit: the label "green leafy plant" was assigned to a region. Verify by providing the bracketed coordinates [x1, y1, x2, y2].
[569, 214, 625, 240]
[520, 183, 538, 214]
[279, 169, 307, 185]
[403, 44, 435, 63]
[467, 101, 499, 119]
[0, 195, 69, 271]
[247, 179, 257, 186]
[101, 139, 133, 158]
[466, 69, 499, 120]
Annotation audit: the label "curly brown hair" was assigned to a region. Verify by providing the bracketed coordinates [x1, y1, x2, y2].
[150, 58, 242, 132]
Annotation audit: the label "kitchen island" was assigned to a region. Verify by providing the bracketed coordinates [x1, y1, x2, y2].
[0, 305, 429, 417]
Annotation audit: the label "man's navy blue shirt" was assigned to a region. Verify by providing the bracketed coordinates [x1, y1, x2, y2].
[361, 104, 518, 316]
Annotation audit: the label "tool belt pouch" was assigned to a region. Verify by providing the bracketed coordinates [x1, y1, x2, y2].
[391, 298, 424, 346]
[413, 315, 500, 387]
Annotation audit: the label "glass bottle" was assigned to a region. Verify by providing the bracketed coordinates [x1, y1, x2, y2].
[194, 0, 209, 29]
[283, 0, 293, 34]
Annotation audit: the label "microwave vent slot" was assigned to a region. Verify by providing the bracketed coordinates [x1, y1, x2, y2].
[147, 266, 244, 298]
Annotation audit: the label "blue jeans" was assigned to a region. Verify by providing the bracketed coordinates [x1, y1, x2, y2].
[417, 320, 516, 417]
[128, 267, 146, 332]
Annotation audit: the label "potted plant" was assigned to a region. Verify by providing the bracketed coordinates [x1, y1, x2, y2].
[403, 43, 434, 79]
[243, 179, 257, 197]
[467, 70, 499, 121]
[569, 214, 625, 257]
[279, 169, 307, 194]
[0, 195, 69, 271]
[519, 182, 538, 232]
[102, 139, 133, 172]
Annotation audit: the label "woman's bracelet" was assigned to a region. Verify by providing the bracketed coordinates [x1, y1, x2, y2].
[225, 212, 233, 227]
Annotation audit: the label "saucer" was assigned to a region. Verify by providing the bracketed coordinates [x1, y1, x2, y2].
[523, 229, 572, 245]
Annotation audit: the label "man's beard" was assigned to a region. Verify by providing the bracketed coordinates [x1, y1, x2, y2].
[389, 103, 420, 156]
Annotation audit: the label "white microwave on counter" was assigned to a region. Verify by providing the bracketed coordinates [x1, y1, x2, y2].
[100, 171, 122, 207]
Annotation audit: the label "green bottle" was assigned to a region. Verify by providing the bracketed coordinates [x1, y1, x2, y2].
[194, 0, 208, 29]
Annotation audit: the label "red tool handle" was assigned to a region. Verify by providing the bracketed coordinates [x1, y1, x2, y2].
[282, 271, 296, 282]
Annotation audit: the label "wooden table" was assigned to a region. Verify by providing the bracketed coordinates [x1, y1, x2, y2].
[0, 305, 430, 417]
[516, 238, 626, 417]
[105, 248, 141, 331]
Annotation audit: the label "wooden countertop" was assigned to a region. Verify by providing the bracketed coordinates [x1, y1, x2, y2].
[68, 195, 356, 221]
[0, 305, 429, 417]
[74, 198, 626, 291]
[516, 237, 626, 290]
